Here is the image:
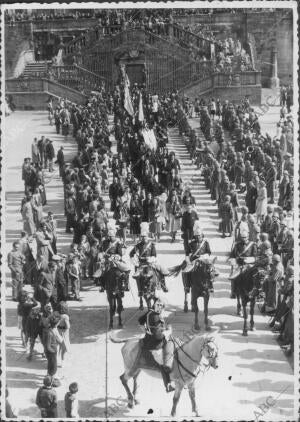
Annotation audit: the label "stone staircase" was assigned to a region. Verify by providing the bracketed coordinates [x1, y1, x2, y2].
[22, 60, 51, 78]
[167, 124, 232, 281]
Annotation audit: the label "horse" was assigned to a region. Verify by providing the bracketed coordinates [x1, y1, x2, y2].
[232, 262, 268, 336]
[134, 264, 163, 311]
[169, 257, 217, 331]
[110, 334, 218, 416]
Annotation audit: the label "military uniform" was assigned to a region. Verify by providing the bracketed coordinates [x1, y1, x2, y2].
[138, 309, 175, 391]
[130, 240, 168, 292]
[229, 240, 258, 297]
[184, 237, 214, 292]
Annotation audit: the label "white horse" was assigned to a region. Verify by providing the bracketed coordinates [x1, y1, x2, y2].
[110, 334, 219, 417]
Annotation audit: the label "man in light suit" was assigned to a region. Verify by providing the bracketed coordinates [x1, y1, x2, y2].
[45, 211, 57, 254]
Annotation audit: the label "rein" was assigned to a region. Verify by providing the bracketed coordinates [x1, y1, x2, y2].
[172, 336, 209, 382]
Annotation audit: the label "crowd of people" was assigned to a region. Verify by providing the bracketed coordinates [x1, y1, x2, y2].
[6, 65, 294, 415]
[180, 92, 294, 354]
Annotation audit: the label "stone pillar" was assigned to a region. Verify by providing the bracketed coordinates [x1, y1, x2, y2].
[270, 46, 280, 89]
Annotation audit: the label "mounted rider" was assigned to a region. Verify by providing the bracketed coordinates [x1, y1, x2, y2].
[138, 297, 175, 393]
[229, 229, 258, 298]
[183, 222, 217, 293]
[129, 222, 169, 292]
[97, 219, 129, 292]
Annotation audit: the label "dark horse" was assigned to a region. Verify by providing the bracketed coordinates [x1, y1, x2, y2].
[102, 266, 130, 330]
[232, 262, 268, 336]
[134, 264, 163, 311]
[169, 258, 217, 331]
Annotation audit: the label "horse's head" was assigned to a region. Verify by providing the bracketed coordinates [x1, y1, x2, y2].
[200, 337, 219, 370]
[198, 256, 217, 281]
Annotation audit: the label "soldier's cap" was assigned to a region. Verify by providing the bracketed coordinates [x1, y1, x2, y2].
[272, 254, 281, 262]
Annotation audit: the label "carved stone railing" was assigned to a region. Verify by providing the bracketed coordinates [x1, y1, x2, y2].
[50, 64, 106, 93]
[5, 78, 88, 104]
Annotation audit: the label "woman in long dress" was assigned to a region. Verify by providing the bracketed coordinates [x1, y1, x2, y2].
[256, 180, 267, 222]
[56, 301, 71, 376]
[21, 196, 36, 235]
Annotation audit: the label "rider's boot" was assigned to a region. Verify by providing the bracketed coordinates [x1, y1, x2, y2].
[160, 276, 168, 292]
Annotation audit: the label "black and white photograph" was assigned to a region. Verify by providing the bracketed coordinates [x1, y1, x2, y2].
[1, 2, 298, 420]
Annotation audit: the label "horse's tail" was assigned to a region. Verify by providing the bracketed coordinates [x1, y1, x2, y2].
[167, 260, 186, 278]
[109, 334, 138, 343]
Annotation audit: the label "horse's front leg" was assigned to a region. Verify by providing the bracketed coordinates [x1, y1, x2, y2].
[188, 383, 199, 416]
[171, 384, 184, 417]
[108, 296, 115, 330]
[183, 274, 189, 312]
[249, 298, 255, 331]
[204, 293, 210, 331]
[242, 299, 248, 336]
[120, 373, 135, 408]
[133, 371, 141, 405]
[236, 294, 242, 316]
[193, 296, 200, 331]
[117, 296, 123, 329]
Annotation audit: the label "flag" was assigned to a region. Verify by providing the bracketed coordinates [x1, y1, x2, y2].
[138, 92, 144, 122]
[124, 84, 134, 116]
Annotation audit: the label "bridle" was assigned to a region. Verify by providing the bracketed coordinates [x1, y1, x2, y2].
[173, 337, 218, 383]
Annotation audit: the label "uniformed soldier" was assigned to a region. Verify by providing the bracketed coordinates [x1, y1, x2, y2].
[99, 220, 129, 292]
[8, 241, 26, 301]
[186, 223, 216, 292]
[138, 297, 175, 392]
[130, 222, 168, 292]
[229, 230, 258, 298]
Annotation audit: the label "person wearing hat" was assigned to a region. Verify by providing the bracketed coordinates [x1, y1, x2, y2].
[181, 203, 199, 255]
[269, 212, 281, 253]
[279, 229, 294, 268]
[269, 265, 294, 333]
[138, 297, 175, 393]
[36, 375, 58, 418]
[229, 231, 258, 298]
[64, 382, 79, 417]
[262, 254, 284, 314]
[278, 171, 291, 209]
[265, 161, 277, 204]
[261, 205, 274, 234]
[44, 211, 57, 254]
[219, 194, 233, 238]
[130, 222, 168, 292]
[7, 241, 26, 301]
[55, 146, 65, 177]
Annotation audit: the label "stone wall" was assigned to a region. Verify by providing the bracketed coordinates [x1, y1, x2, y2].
[5, 23, 33, 78]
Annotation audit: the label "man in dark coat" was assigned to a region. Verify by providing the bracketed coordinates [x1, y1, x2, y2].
[45, 140, 55, 172]
[181, 204, 199, 255]
[56, 146, 65, 177]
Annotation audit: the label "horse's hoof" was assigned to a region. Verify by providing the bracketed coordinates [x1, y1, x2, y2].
[139, 305, 144, 311]
[192, 411, 199, 417]
[237, 310, 242, 317]
[184, 304, 188, 313]
[134, 398, 140, 405]
[194, 324, 201, 331]
[242, 331, 248, 336]
[205, 325, 211, 331]
[250, 326, 255, 331]
[128, 401, 134, 409]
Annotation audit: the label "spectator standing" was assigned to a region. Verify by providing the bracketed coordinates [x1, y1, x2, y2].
[56, 301, 71, 373]
[44, 314, 63, 380]
[45, 139, 55, 172]
[64, 382, 79, 418]
[8, 241, 25, 301]
[36, 375, 58, 418]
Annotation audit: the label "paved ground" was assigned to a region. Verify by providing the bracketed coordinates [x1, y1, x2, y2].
[3, 103, 295, 420]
